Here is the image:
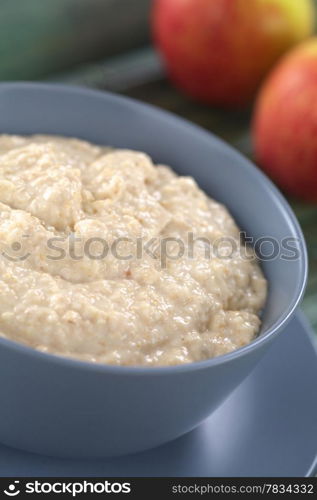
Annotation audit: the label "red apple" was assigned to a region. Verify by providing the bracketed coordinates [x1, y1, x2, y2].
[152, 0, 315, 108]
[253, 37, 317, 202]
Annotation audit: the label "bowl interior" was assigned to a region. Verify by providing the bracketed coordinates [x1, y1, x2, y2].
[0, 83, 307, 341]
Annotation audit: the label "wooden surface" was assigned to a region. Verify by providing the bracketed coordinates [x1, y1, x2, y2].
[51, 47, 317, 336]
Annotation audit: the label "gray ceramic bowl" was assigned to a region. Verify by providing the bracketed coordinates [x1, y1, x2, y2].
[0, 83, 307, 458]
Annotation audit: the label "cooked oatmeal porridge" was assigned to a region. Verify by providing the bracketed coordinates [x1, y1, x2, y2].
[0, 134, 267, 366]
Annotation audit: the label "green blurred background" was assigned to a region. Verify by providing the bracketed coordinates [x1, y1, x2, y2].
[0, 0, 151, 80]
[0, 0, 316, 336]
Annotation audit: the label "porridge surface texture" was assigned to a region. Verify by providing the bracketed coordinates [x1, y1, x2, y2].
[0, 135, 267, 366]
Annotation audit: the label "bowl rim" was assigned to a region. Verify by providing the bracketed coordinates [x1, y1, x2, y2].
[0, 81, 309, 375]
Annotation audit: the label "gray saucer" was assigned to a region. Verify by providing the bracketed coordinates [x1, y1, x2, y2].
[1, 312, 316, 477]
